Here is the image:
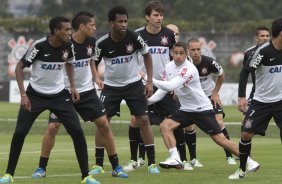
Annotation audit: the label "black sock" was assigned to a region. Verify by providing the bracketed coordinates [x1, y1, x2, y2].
[95, 147, 105, 168]
[137, 129, 145, 160]
[129, 126, 140, 161]
[239, 139, 251, 172]
[145, 144, 155, 166]
[185, 130, 196, 160]
[222, 127, 233, 158]
[39, 156, 49, 171]
[108, 153, 119, 170]
[174, 128, 187, 161]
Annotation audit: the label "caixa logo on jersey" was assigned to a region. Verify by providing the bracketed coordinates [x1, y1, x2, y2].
[111, 56, 133, 65]
[41, 63, 64, 70]
[269, 66, 282, 73]
[148, 47, 168, 54]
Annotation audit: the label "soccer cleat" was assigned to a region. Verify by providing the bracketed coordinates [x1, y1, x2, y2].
[31, 167, 46, 178]
[190, 158, 203, 167]
[137, 158, 146, 167]
[0, 174, 14, 183]
[228, 169, 247, 179]
[148, 164, 160, 174]
[123, 160, 138, 172]
[112, 166, 128, 178]
[159, 157, 183, 169]
[227, 157, 237, 165]
[81, 175, 100, 184]
[89, 165, 105, 175]
[246, 157, 260, 172]
[183, 161, 193, 170]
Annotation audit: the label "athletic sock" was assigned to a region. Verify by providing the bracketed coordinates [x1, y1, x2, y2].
[145, 144, 156, 166]
[222, 127, 233, 158]
[185, 130, 196, 160]
[239, 138, 251, 172]
[95, 147, 105, 168]
[129, 126, 140, 161]
[108, 153, 119, 170]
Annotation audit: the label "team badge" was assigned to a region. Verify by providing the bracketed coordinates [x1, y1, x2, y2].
[179, 68, 188, 77]
[86, 45, 93, 56]
[161, 36, 168, 45]
[201, 67, 208, 75]
[62, 50, 69, 60]
[126, 43, 134, 54]
[244, 118, 252, 128]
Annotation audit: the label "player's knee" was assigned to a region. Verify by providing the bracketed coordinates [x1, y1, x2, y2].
[241, 132, 254, 141]
[130, 115, 139, 127]
[47, 123, 61, 136]
[95, 117, 111, 133]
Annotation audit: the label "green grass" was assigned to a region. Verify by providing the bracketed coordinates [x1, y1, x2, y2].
[1, 102, 282, 183]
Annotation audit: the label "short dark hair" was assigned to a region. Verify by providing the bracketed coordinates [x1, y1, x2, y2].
[173, 42, 188, 54]
[272, 17, 282, 37]
[144, 0, 164, 16]
[256, 26, 270, 36]
[72, 11, 94, 30]
[108, 6, 128, 22]
[49, 16, 70, 35]
[187, 38, 200, 48]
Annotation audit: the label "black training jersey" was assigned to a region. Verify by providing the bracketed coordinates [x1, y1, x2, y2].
[238, 45, 257, 98]
[94, 30, 148, 87]
[64, 36, 96, 93]
[249, 41, 282, 103]
[136, 26, 176, 80]
[21, 37, 74, 95]
[193, 55, 223, 96]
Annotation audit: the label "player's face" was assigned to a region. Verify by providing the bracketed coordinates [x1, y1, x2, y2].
[256, 30, 270, 46]
[56, 22, 72, 43]
[146, 10, 163, 29]
[172, 46, 187, 66]
[110, 14, 128, 36]
[188, 42, 201, 62]
[81, 18, 96, 37]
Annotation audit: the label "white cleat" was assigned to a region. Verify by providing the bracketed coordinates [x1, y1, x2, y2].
[190, 158, 203, 167]
[183, 161, 193, 170]
[247, 157, 260, 172]
[227, 157, 237, 165]
[123, 160, 138, 172]
[159, 157, 183, 169]
[137, 158, 146, 167]
[228, 169, 247, 179]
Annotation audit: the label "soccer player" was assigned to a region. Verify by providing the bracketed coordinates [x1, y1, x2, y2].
[229, 17, 282, 179]
[30, 11, 128, 179]
[187, 38, 237, 165]
[146, 42, 259, 172]
[94, 6, 160, 174]
[0, 16, 99, 184]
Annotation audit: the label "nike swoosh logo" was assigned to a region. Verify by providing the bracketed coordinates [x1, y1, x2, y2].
[65, 98, 70, 101]
[109, 50, 115, 54]
[102, 109, 106, 112]
[270, 58, 275, 61]
[44, 54, 51, 57]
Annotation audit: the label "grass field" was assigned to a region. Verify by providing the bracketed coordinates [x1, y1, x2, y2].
[0, 102, 282, 184]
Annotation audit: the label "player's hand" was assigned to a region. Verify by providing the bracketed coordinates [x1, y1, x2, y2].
[21, 95, 31, 112]
[210, 93, 222, 108]
[238, 97, 247, 112]
[70, 87, 80, 103]
[94, 77, 104, 90]
[145, 81, 153, 98]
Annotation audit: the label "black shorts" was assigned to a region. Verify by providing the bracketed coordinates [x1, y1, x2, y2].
[167, 110, 222, 136]
[17, 85, 81, 135]
[100, 80, 148, 117]
[242, 99, 282, 136]
[49, 89, 106, 122]
[148, 91, 179, 125]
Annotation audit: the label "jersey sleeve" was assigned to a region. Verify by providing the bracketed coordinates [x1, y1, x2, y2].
[135, 33, 148, 55]
[66, 43, 75, 64]
[21, 41, 40, 67]
[94, 41, 103, 63]
[210, 60, 223, 76]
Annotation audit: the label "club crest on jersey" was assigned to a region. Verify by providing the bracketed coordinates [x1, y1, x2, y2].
[86, 45, 93, 56]
[244, 118, 252, 128]
[179, 68, 188, 77]
[126, 43, 134, 54]
[62, 50, 69, 60]
[201, 67, 208, 75]
[161, 36, 168, 45]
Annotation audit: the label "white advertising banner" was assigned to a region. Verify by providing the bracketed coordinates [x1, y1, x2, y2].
[219, 83, 252, 105]
[9, 80, 29, 103]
